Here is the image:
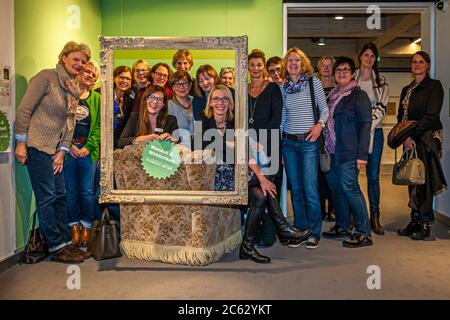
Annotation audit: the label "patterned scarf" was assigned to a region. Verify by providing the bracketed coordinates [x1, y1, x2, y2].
[324, 80, 358, 154]
[283, 74, 309, 94]
[55, 63, 80, 134]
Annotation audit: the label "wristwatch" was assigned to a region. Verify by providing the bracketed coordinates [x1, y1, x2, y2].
[318, 120, 326, 128]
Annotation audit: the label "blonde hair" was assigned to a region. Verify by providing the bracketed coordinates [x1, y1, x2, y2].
[172, 49, 194, 70]
[204, 84, 234, 121]
[317, 56, 336, 83]
[83, 59, 100, 88]
[58, 41, 91, 64]
[282, 47, 314, 79]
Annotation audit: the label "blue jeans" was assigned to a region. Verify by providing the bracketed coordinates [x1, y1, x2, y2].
[282, 139, 322, 240]
[26, 147, 71, 252]
[64, 153, 97, 229]
[366, 128, 384, 214]
[327, 155, 371, 236]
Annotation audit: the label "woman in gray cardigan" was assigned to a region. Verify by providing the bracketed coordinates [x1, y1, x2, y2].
[15, 41, 92, 264]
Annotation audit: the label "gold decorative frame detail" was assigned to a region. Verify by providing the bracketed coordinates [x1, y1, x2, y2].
[99, 36, 248, 205]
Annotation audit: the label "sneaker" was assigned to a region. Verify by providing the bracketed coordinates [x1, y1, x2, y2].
[342, 234, 373, 248]
[305, 238, 319, 249]
[322, 224, 350, 238]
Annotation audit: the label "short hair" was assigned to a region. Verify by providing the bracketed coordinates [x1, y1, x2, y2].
[58, 41, 91, 63]
[266, 56, 282, 69]
[170, 71, 193, 87]
[172, 49, 194, 70]
[84, 59, 100, 88]
[113, 65, 132, 79]
[248, 49, 266, 65]
[204, 84, 234, 121]
[131, 59, 151, 84]
[150, 63, 173, 85]
[194, 64, 219, 98]
[219, 67, 235, 79]
[281, 47, 314, 78]
[333, 56, 356, 75]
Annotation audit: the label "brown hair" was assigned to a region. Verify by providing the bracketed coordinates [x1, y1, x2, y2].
[358, 43, 383, 87]
[281, 47, 314, 79]
[169, 71, 192, 87]
[150, 63, 173, 86]
[138, 85, 169, 136]
[204, 84, 234, 121]
[194, 64, 219, 98]
[58, 41, 91, 64]
[411, 51, 431, 74]
[248, 49, 266, 65]
[266, 56, 282, 69]
[172, 49, 194, 70]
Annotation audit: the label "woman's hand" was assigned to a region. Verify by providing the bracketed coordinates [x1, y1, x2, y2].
[69, 145, 80, 158]
[159, 133, 177, 142]
[258, 174, 277, 198]
[15, 141, 27, 165]
[403, 137, 416, 151]
[52, 150, 66, 174]
[78, 147, 90, 158]
[356, 159, 367, 171]
[306, 123, 323, 142]
[136, 134, 160, 144]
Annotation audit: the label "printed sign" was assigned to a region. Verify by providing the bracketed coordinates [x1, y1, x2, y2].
[141, 140, 181, 180]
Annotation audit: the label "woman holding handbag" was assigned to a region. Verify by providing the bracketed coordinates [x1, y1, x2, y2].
[396, 51, 446, 240]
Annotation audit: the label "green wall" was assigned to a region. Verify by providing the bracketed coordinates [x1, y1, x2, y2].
[14, 0, 102, 249]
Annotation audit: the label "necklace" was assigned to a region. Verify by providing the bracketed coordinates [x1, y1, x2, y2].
[249, 95, 258, 124]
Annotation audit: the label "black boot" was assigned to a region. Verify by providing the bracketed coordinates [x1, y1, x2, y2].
[397, 221, 421, 236]
[255, 210, 277, 248]
[410, 224, 431, 240]
[239, 206, 271, 263]
[370, 210, 385, 235]
[267, 197, 311, 245]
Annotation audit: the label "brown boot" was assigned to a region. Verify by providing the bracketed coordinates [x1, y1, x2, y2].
[80, 226, 91, 246]
[71, 224, 82, 247]
[50, 245, 84, 263]
[370, 211, 385, 235]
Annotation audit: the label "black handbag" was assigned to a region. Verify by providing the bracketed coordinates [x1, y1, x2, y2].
[87, 208, 122, 261]
[309, 77, 331, 173]
[21, 211, 49, 264]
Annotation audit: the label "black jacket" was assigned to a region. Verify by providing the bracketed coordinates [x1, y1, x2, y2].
[118, 112, 178, 148]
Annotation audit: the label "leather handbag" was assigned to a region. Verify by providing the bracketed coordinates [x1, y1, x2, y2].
[387, 120, 417, 149]
[87, 208, 121, 261]
[392, 148, 425, 185]
[21, 211, 49, 264]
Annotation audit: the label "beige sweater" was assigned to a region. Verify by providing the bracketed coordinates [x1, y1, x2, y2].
[15, 63, 79, 155]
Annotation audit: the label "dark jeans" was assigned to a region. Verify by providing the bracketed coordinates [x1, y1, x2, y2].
[366, 128, 384, 214]
[326, 155, 371, 236]
[282, 139, 322, 240]
[64, 153, 97, 229]
[26, 147, 70, 252]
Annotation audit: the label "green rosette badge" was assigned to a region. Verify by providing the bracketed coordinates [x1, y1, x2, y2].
[0, 111, 11, 152]
[141, 140, 181, 180]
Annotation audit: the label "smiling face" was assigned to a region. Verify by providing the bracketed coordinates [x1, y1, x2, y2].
[146, 91, 165, 116]
[152, 66, 169, 87]
[319, 59, 333, 78]
[268, 63, 283, 84]
[286, 52, 302, 78]
[114, 71, 132, 92]
[210, 88, 230, 118]
[248, 58, 265, 80]
[61, 51, 88, 77]
[334, 63, 354, 87]
[198, 72, 215, 94]
[79, 63, 97, 88]
[134, 62, 149, 86]
[411, 54, 429, 77]
[360, 49, 376, 69]
[175, 58, 191, 72]
[173, 79, 192, 98]
[220, 72, 235, 87]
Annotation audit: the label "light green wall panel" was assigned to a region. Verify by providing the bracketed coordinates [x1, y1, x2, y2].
[14, 0, 102, 249]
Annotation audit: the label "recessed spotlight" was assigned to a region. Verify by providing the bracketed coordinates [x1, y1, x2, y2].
[318, 37, 326, 46]
[334, 15, 344, 20]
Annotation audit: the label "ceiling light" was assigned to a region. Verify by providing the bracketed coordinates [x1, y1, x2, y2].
[412, 38, 421, 44]
[318, 37, 326, 46]
[334, 15, 344, 20]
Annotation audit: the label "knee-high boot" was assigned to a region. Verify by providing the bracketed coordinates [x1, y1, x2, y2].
[267, 197, 312, 245]
[239, 206, 271, 263]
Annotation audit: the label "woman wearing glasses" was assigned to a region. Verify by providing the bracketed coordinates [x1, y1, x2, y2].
[118, 85, 178, 148]
[130, 60, 151, 113]
[168, 71, 194, 147]
[323, 56, 373, 248]
[317, 56, 336, 99]
[113, 66, 134, 149]
[150, 63, 174, 100]
[266, 56, 283, 85]
[396, 51, 446, 240]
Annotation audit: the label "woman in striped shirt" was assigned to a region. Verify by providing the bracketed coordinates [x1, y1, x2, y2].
[280, 47, 329, 250]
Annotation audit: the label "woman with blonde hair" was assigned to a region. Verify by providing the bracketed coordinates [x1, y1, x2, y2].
[219, 67, 236, 88]
[15, 41, 92, 263]
[317, 56, 336, 98]
[280, 47, 329, 249]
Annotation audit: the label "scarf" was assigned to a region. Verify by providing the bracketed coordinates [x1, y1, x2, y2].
[324, 80, 358, 154]
[283, 74, 309, 94]
[55, 63, 80, 134]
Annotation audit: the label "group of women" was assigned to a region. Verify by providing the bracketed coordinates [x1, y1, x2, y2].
[15, 40, 446, 264]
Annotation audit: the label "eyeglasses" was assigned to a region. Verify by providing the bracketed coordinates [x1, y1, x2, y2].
[135, 68, 149, 74]
[154, 71, 169, 78]
[211, 96, 230, 103]
[335, 67, 351, 74]
[174, 81, 191, 88]
[268, 68, 281, 75]
[118, 75, 131, 81]
[147, 95, 165, 103]
[321, 64, 332, 69]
